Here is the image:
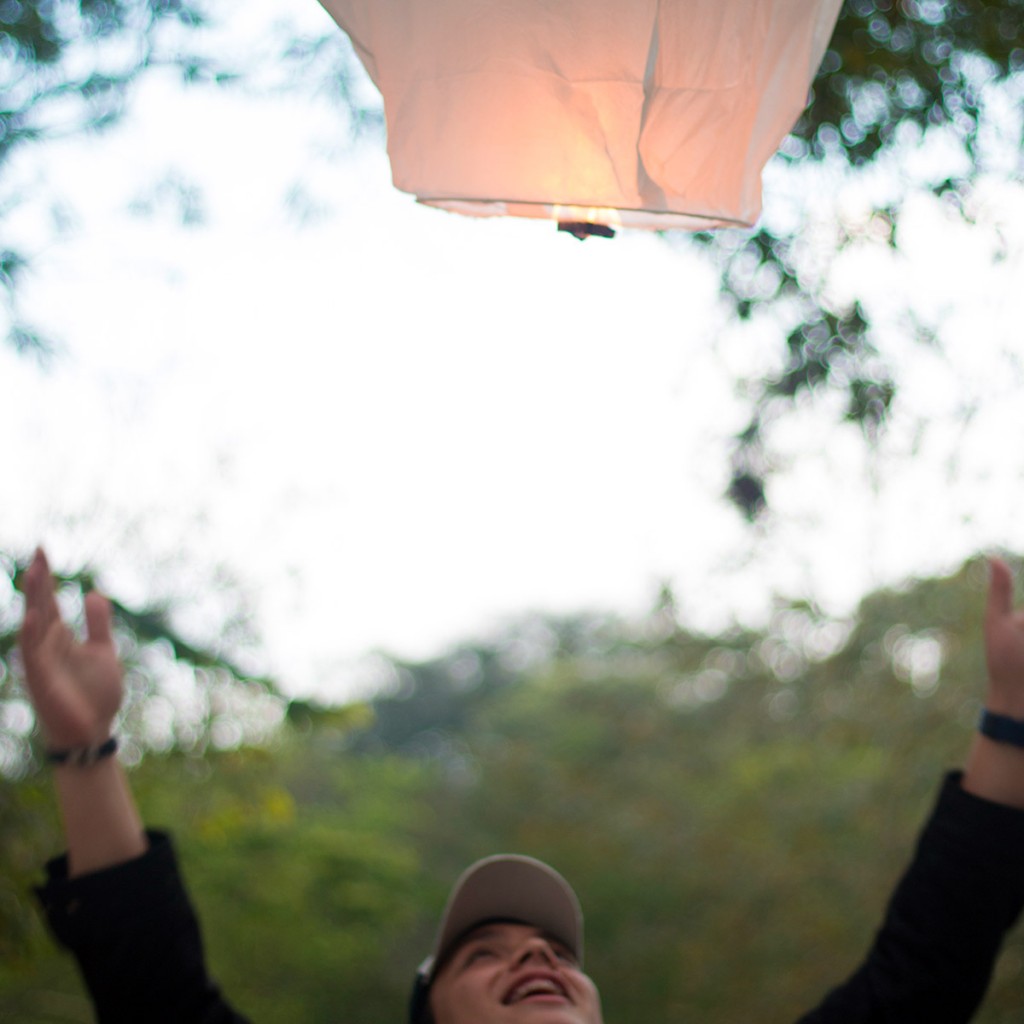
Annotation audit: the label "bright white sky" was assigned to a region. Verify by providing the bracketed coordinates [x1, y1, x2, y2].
[4, 1, 1024, 701]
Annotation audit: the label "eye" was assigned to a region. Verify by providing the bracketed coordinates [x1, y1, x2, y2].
[552, 946, 577, 966]
[463, 945, 498, 965]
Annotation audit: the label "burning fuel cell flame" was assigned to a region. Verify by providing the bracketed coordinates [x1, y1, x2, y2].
[553, 205, 621, 240]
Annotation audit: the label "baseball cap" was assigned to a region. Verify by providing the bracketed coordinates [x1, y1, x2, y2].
[409, 854, 584, 1022]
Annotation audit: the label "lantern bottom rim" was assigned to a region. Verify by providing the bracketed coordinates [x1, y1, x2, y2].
[416, 196, 754, 232]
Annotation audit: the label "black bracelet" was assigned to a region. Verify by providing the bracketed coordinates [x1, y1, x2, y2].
[45, 736, 119, 766]
[978, 709, 1024, 749]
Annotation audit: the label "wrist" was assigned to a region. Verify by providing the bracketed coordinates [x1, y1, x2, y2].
[982, 674, 1024, 718]
[49, 751, 146, 875]
[978, 709, 1024, 748]
[45, 735, 118, 767]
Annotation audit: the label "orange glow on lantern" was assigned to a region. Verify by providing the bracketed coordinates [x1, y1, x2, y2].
[319, 0, 843, 236]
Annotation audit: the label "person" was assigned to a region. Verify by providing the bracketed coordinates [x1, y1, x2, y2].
[19, 545, 1024, 1023]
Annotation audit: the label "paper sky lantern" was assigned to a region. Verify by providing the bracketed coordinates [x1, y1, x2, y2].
[318, 0, 843, 237]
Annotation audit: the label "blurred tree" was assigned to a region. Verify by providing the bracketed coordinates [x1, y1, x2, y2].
[701, 0, 1024, 518]
[350, 612, 621, 756]
[0, 548, 283, 972]
[416, 556, 1024, 1023]
[5, 2, 1020, 520]
[137, 740, 433, 1023]
[1, 0, 211, 357]
[4, 554, 1023, 1022]
[0, 706, 438, 1022]
[0, 0, 375, 357]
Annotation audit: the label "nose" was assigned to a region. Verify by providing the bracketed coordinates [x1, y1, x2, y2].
[515, 936, 560, 968]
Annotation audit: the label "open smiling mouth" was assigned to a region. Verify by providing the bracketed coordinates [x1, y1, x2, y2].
[504, 975, 571, 1005]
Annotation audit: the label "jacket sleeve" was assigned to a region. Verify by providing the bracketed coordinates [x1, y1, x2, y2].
[798, 772, 1024, 1024]
[35, 831, 250, 1024]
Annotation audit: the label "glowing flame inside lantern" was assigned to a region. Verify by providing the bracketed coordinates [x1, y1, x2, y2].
[552, 205, 622, 241]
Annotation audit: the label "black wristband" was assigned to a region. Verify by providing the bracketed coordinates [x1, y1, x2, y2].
[978, 709, 1024, 749]
[45, 736, 118, 766]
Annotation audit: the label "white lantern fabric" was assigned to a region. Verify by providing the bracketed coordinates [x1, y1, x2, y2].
[319, 0, 843, 231]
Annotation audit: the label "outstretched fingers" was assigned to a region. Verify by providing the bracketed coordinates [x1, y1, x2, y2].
[987, 557, 1015, 622]
[19, 549, 114, 742]
[21, 548, 59, 660]
[21, 549, 60, 645]
[84, 592, 114, 647]
[983, 557, 1024, 711]
[21, 608, 72, 697]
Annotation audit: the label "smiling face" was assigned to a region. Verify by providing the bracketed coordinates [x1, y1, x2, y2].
[428, 922, 603, 1024]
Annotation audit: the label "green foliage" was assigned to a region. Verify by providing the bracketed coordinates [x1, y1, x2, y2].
[4, 1, 1021, 503]
[800, 0, 1023, 165]
[1, 0, 212, 170]
[352, 614, 619, 754]
[0, 0, 213, 355]
[0, 549, 285, 976]
[4, 555, 1024, 1021]
[135, 744, 434, 1022]
[1, 553, 282, 771]
[702, 0, 1024, 518]
[413, 557, 1023, 1023]
[0, 0, 375, 356]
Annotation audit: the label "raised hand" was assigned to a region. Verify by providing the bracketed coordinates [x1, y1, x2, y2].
[963, 558, 1024, 810]
[19, 548, 144, 874]
[19, 548, 123, 751]
[984, 558, 1024, 717]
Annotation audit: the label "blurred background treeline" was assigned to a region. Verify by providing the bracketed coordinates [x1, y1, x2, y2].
[2, 550, 1022, 1023]
[4, 1, 1024, 1020]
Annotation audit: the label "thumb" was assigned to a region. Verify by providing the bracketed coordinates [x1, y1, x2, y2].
[83, 592, 114, 646]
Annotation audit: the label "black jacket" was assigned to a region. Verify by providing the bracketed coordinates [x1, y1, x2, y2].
[35, 773, 1024, 1023]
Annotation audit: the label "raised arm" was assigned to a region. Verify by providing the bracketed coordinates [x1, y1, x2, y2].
[963, 557, 1024, 809]
[23, 548, 249, 1023]
[20, 547, 147, 875]
[799, 556, 1024, 1023]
